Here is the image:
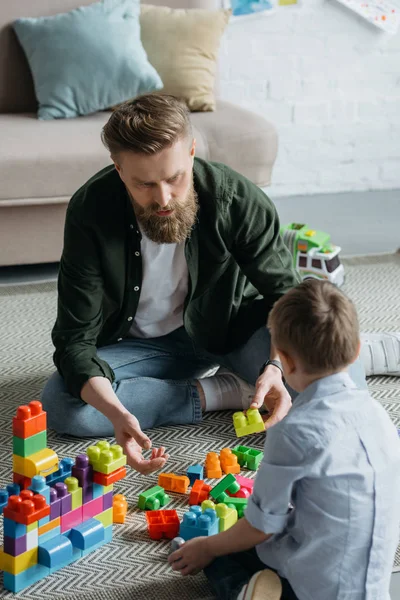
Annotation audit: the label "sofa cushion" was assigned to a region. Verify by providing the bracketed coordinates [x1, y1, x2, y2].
[140, 4, 230, 112]
[12, 0, 162, 120]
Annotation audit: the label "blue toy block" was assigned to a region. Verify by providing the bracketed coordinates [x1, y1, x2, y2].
[92, 483, 104, 499]
[0, 489, 9, 514]
[179, 505, 219, 541]
[38, 533, 73, 568]
[29, 475, 51, 504]
[186, 464, 204, 486]
[4, 518, 27, 538]
[38, 515, 50, 527]
[3, 563, 50, 593]
[49, 546, 81, 574]
[45, 457, 74, 486]
[7, 483, 20, 497]
[81, 524, 112, 557]
[39, 526, 61, 544]
[68, 518, 105, 550]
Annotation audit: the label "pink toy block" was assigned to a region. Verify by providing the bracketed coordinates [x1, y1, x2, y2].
[82, 496, 103, 520]
[60, 506, 82, 533]
[235, 475, 254, 493]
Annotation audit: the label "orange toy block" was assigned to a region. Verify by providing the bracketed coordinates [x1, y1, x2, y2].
[12, 401, 46, 439]
[205, 452, 222, 478]
[113, 494, 128, 524]
[146, 510, 180, 540]
[189, 480, 212, 506]
[158, 473, 190, 494]
[38, 517, 60, 536]
[93, 466, 126, 486]
[220, 448, 240, 474]
[3, 491, 50, 525]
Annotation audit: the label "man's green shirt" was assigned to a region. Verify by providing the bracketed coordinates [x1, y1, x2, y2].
[52, 158, 300, 399]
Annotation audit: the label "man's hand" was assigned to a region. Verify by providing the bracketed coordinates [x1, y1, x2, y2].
[168, 537, 214, 576]
[250, 365, 292, 429]
[112, 410, 169, 475]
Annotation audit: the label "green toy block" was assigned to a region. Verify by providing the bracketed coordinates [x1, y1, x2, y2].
[232, 445, 264, 471]
[210, 474, 240, 503]
[138, 485, 171, 510]
[233, 409, 265, 437]
[64, 476, 83, 510]
[12, 430, 47, 457]
[87, 441, 127, 474]
[202, 500, 238, 532]
[219, 493, 248, 518]
[95, 508, 113, 528]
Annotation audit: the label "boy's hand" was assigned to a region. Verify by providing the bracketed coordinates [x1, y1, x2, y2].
[250, 365, 292, 429]
[112, 411, 169, 474]
[168, 537, 214, 575]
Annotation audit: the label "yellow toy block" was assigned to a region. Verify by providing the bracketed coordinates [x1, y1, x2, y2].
[233, 409, 265, 438]
[0, 547, 38, 575]
[87, 441, 126, 475]
[94, 508, 113, 528]
[200, 500, 238, 532]
[27, 522, 38, 533]
[12, 448, 58, 478]
[64, 477, 82, 510]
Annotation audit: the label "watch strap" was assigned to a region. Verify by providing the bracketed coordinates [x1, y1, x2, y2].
[259, 359, 285, 382]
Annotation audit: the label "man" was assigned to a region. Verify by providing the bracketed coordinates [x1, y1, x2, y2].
[41, 93, 393, 475]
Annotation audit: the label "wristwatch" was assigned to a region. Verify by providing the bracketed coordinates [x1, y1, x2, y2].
[259, 359, 285, 383]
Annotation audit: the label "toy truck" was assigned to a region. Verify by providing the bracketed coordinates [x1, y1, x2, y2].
[281, 223, 344, 287]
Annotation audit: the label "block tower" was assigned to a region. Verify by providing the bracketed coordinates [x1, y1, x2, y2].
[0, 401, 127, 593]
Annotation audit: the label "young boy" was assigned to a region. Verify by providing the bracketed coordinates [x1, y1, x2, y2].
[169, 279, 400, 600]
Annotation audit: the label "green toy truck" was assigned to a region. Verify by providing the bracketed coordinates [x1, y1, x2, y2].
[281, 223, 344, 286]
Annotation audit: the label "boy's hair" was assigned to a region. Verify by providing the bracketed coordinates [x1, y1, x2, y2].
[268, 279, 360, 374]
[101, 93, 192, 157]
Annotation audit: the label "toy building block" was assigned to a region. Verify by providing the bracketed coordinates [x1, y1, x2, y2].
[38, 534, 73, 568]
[4, 535, 27, 556]
[179, 505, 219, 541]
[94, 508, 113, 529]
[82, 523, 112, 557]
[138, 485, 170, 510]
[219, 448, 240, 474]
[13, 430, 47, 458]
[13, 473, 31, 489]
[7, 483, 21, 497]
[82, 496, 103, 520]
[227, 487, 251, 499]
[68, 518, 104, 550]
[0, 546, 38, 575]
[13, 447, 58, 479]
[189, 480, 212, 506]
[158, 473, 190, 494]
[3, 491, 50, 526]
[103, 491, 113, 510]
[26, 527, 39, 551]
[205, 452, 222, 478]
[210, 474, 240, 503]
[232, 445, 264, 471]
[219, 494, 248, 518]
[187, 464, 204, 486]
[233, 408, 265, 438]
[3, 562, 50, 593]
[201, 500, 238, 532]
[45, 457, 74, 487]
[71, 454, 93, 503]
[28, 475, 51, 504]
[113, 494, 128, 524]
[60, 506, 83, 533]
[54, 482, 72, 515]
[170, 537, 185, 553]
[93, 466, 126, 486]
[235, 474, 254, 493]
[38, 517, 60, 538]
[87, 441, 126, 475]
[0, 489, 9, 514]
[64, 477, 83, 510]
[146, 510, 180, 540]
[12, 401, 46, 439]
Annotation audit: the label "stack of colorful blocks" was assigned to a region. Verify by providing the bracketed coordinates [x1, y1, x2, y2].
[0, 401, 127, 593]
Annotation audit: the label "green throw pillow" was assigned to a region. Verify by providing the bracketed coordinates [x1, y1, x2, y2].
[13, 0, 163, 120]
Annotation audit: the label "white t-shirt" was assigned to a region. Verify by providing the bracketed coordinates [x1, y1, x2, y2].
[129, 229, 189, 338]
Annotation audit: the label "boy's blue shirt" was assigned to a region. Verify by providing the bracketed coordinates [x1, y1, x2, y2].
[245, 372, 400, 600]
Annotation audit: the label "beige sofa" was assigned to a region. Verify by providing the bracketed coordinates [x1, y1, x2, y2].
[0, 0, 278, 266]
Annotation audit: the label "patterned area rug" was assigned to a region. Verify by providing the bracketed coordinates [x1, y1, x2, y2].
[0, 253, 399, 598]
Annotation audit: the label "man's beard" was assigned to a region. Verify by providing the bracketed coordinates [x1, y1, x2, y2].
[131, 180, 198, 244]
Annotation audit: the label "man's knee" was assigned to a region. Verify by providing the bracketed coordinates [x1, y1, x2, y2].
[41, 372, 86, 435]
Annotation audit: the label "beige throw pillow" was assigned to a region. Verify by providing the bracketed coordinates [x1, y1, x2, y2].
[140, 5, 231, 112]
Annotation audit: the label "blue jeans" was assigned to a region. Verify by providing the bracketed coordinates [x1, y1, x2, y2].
[204, 548, 298, 600]
[41, 326, 367, 436]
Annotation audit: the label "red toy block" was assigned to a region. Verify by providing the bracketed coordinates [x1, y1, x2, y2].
[12, 401, 46, 439]
[13, 473, 32, 490]
[93, 466, 126, 486]
[220, 448, 240, 475]
[82, 496, 103, 520]
[60, 506, 83, 533]
[3, 491, 50, 525]
[189, 480, 212, 506]
[205, 452, 222, 478]
[234, 475, 254, 495]
[146, 510, 180, 540]
[158, 473, 190, 494]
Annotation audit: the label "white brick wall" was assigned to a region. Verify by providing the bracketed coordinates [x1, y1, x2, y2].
[218, 0, 400, 197]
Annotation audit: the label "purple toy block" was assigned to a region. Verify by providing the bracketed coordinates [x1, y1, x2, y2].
[49, 488, 61, 520]
[4, 535, 27, 556]
[83, 486, 93, 503]
[54, 482, 72, 515]
[82, 496, 103, 520]
[60, 506, 82, 533]
[103, 491, 113, 511]
[72, 454, 93, 488]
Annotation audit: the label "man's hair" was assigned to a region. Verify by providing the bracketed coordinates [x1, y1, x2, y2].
[268, 279, 360, 374]
[101, 93, 192, 156]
